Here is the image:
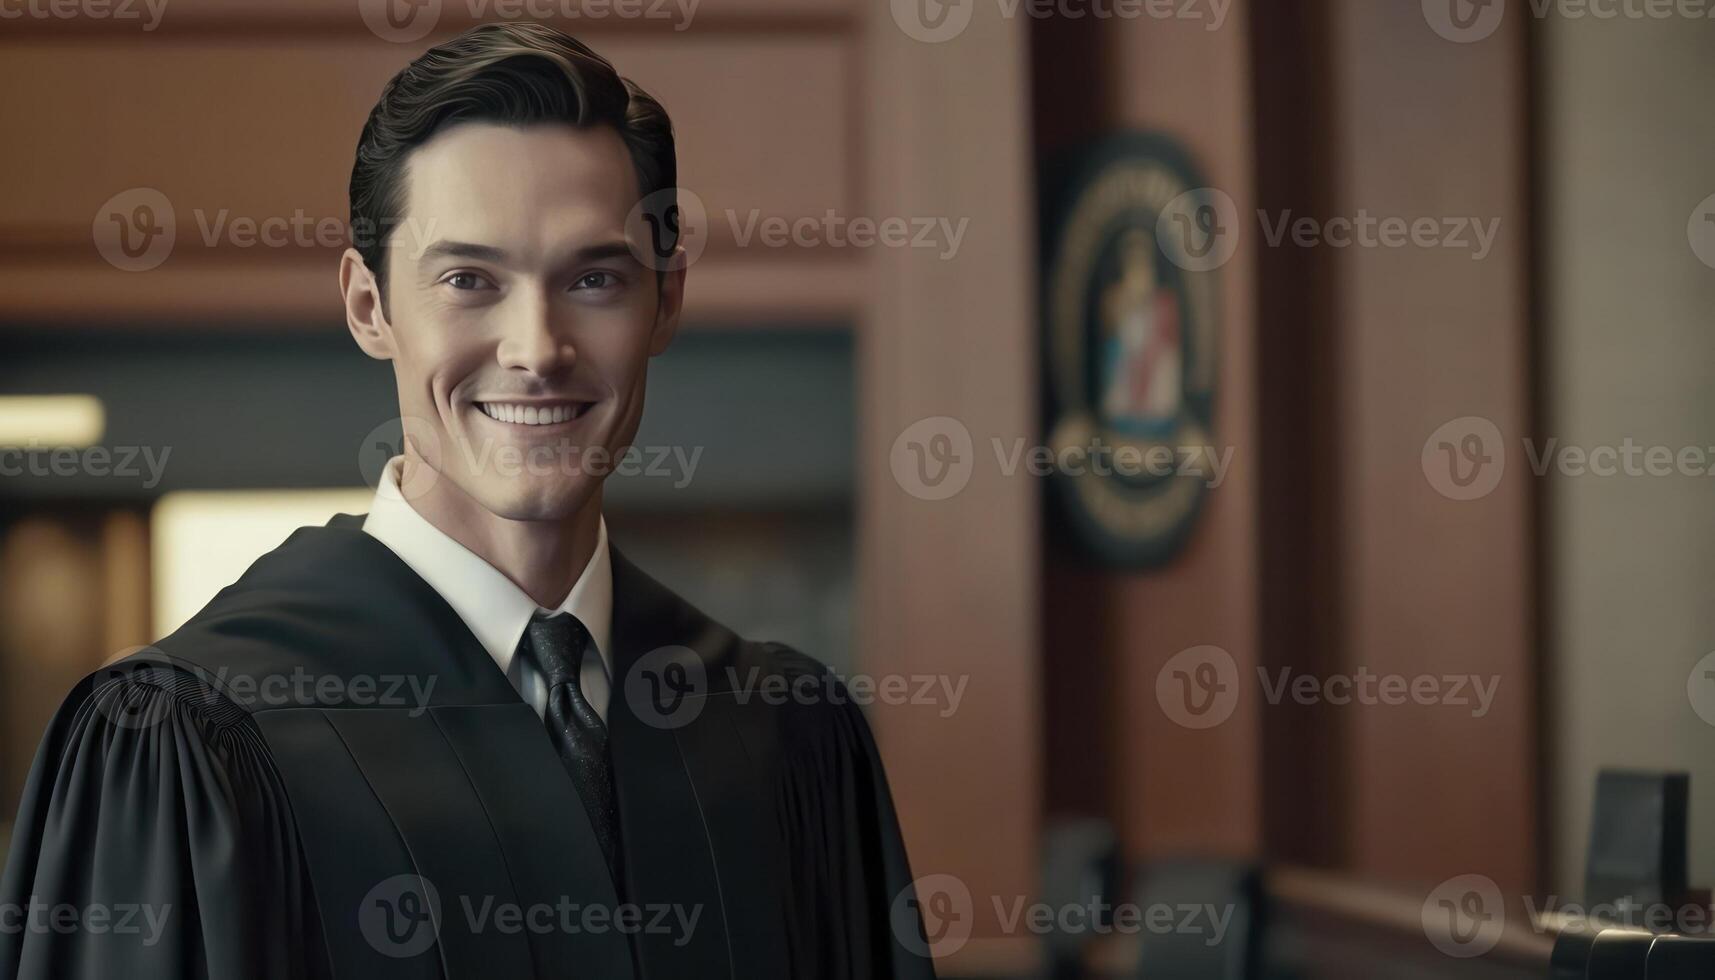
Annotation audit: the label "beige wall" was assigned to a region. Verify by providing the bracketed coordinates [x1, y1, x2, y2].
[1542, 12, 1715, 893]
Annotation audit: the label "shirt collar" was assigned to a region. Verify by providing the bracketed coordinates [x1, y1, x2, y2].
[360, 457, 612, 678]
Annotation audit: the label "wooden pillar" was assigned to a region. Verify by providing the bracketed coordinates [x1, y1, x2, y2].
[1037, 3, 1264, 865]
[860, 2, 1043, 973]
[1253, 0, 1539, 892]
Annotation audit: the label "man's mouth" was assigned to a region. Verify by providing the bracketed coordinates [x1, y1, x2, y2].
[473, 400, 593, 426]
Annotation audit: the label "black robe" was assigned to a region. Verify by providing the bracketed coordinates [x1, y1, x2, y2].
[0, 515, 935, 979]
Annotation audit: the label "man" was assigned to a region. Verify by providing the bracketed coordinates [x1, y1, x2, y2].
[0, 23, 932, 980]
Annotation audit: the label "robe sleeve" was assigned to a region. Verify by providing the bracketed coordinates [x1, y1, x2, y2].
[769, 645, 938, 980]
[0, 662, 327, 980]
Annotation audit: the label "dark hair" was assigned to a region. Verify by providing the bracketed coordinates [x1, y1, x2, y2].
[348, 22, 676, 301]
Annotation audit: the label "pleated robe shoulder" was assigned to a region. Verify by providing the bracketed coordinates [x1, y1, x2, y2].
[0, 515, 935, 980]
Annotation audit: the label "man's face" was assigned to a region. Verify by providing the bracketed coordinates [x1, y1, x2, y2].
[375, 122, 680, 521]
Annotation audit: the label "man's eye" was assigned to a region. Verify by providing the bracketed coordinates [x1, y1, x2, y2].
[572, 271, 619, 291]
[442, 272, 491, 291]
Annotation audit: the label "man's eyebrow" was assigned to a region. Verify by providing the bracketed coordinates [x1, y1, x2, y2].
[417, 240, 511, 263]
[414, 240, 639, 265]
[564, 241, 638, 265]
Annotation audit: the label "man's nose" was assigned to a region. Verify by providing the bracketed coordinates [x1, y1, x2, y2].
[495, 289, 574, 377]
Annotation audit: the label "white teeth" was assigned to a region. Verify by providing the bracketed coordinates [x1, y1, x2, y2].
[478, 402, 581, 425]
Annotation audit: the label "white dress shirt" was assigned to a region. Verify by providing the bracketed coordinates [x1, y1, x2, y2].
[361, 457, 614, 722]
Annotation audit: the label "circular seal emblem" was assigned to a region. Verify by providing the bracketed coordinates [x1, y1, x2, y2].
[1041, 134, 1222, 567]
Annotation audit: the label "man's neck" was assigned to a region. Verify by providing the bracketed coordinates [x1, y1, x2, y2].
[400, 455, 602, 609]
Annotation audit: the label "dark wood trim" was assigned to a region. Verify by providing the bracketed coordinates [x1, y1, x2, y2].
[1080, 865, 1558, 978]
[0, 8, 856, 41]
[1247, 0, 1350, 872]
[1519, 3, 1553, 900]
[1266, 866, 1555, 967]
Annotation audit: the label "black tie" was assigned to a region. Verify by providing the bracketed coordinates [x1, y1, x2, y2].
[523, 612, 622, 880]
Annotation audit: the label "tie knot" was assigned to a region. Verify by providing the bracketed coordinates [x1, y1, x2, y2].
[524, 612, 589, 689]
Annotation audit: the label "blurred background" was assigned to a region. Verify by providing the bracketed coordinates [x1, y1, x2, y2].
[2, 0, 1714, 976]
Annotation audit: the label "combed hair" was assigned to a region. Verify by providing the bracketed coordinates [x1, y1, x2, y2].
[348, 22, 676, 299]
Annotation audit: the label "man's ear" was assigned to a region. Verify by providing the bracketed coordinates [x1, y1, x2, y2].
[339, 247, 395, 360]
[647, 259, 687, 357]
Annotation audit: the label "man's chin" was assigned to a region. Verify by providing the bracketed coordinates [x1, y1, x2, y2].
[463, 478, 591, 523]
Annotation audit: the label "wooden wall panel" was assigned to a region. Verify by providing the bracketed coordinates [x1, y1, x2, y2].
[1098, 7, 1262, 863]
[1040, 0, 1537, 904]
[1036, 5, 1262, 864]
[0, 517, 109, 825]
[0, 0, 853, 37]
[0, 35, 856, 322]
[1328, 0, 1537, 893]
[0, 38, 852, 247]
[861, 3, 1041, 975]
[0, 42, 398, 245]
[1251, 0, 1349, 871]
[1252, 0, 1537, 892]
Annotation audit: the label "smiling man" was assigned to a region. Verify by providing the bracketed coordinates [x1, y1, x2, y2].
[0, 23, 931, 980]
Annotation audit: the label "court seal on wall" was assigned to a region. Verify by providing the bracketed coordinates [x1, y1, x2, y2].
[1040, 132, 1228, 568]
